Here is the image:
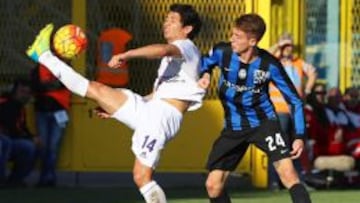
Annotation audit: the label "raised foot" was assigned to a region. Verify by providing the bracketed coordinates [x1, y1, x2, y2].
[26, 23, 54, 62]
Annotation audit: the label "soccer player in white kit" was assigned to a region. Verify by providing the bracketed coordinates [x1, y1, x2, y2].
[26, 4, 207, 203]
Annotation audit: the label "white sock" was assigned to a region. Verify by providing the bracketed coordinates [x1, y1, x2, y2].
[38, 51, 89, 97]
[140, 181, 167, 203]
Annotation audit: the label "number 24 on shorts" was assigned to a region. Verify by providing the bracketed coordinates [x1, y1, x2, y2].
[142, 135, 157, 152]
[265, 133, 286, 151]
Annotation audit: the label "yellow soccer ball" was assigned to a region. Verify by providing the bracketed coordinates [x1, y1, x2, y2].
[53, 24, 87, 59]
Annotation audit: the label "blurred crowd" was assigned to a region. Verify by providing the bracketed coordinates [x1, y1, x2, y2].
[268, 33, 360, 190]
[305, 84, 360, 168]
[0, 62, 70, 189]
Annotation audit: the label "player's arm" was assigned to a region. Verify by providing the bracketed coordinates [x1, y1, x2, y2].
[269, 62, 306, 158]
[198, 55, 216, 90]
[108, 44, 181, 68]
[198, 44, 224, 90]
[198, 48, 219, 89]
[200, 42, 226, 78]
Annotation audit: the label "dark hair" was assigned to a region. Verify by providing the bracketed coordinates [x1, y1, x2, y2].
[234, 13, 266, 41]
[170, 3, 202, 40]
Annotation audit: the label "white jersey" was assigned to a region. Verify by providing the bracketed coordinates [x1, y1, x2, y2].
[153, 39, 205, 111]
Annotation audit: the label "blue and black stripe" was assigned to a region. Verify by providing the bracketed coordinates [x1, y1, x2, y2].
[201, 42, 306, 138]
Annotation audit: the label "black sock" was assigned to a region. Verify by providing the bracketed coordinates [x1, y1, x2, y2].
[289, 183, 312, 203]
[209, 190, 231, 203]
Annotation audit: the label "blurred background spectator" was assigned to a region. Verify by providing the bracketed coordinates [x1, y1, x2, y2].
[0, 79, 39, 187]
[30, 63, 71, 187]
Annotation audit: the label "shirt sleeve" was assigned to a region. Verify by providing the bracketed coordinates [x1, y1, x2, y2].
[171, 39, 197, 63]
[269, 62, 306, 139]
[200, 46, 221, 76]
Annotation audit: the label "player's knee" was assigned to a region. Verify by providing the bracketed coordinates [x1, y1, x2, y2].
[133, 171, 152, 188]
[205, 178, 223, 197]
[132, 173, 143, 187]
[278, 168, 299, 187]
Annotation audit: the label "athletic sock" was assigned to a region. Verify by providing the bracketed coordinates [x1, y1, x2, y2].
[209, 190, 231, 203]
[289, 183, 312, 203]
[39, 51, 89, 97]
[140, 181, 167, 203]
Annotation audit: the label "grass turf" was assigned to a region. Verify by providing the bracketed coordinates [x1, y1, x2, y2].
[0, 187, 359, 203]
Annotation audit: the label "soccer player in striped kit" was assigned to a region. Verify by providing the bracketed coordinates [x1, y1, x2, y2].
[199, 14, 312, 203]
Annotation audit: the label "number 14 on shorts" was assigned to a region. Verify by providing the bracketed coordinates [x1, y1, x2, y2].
[142, 135, 157, 152]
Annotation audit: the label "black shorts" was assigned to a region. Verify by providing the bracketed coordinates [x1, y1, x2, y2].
[206, 119, 291, 171]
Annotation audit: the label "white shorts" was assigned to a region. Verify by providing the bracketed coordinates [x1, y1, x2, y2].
[111, 89, 183, 168]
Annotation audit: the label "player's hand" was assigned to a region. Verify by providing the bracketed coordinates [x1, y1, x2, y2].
[108, 53, 127, 68]
[93, 107, 111, 119]
[198, 73, 210, 89]
[290, 139, 304, 159]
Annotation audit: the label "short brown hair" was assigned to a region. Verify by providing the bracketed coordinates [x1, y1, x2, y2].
[234, 14, 266, 41]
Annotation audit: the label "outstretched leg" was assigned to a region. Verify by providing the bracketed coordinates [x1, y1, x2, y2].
[26, 24, 126, 114]
[133, 159, 167, 203]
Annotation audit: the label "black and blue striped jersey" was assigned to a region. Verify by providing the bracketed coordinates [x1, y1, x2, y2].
[201, 42, 306, 139]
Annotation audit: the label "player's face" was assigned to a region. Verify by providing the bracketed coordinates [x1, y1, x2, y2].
[230, 27, 257, 54]
[163, 12, 187, 42]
